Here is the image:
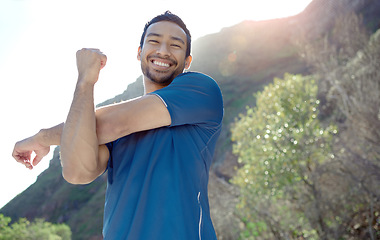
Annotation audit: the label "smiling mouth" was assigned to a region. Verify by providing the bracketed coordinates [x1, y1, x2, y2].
[152, 60, 171, 68]
[148, 56, 177, 70]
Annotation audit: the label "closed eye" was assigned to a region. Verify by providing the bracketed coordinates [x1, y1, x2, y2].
[148, 40, 159, 44]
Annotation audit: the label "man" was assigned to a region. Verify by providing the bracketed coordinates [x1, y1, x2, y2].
[12, 11, 223, 239]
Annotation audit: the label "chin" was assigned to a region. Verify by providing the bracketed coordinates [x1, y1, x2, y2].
[147, 70, 181, 86]
[151, 76, 174, 86]
[142, 62, 185, 86]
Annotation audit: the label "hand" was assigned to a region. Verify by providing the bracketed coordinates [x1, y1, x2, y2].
[12, 133, 50, 170]
[76, 48, 107, 84]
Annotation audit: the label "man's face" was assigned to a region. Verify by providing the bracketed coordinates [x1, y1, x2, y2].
[138, 21, 192, 86]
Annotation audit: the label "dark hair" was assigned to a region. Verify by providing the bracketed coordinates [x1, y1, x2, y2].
[139, 11, 191, 57]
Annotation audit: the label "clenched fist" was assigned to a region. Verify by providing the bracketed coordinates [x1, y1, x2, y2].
[76, 48, 107, 84]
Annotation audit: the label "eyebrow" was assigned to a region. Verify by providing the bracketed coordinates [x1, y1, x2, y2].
[147, 33, 185, 45]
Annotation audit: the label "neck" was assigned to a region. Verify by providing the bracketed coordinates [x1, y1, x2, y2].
[143, 77, 168, 94]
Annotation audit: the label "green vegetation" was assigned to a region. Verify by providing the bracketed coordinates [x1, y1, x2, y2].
[0, 214, 71, 240]
[232, 73, 336, 239]
[232, 12, 380, 239]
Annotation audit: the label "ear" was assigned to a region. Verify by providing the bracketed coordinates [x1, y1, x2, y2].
[137, 46, 142, 61]
[185, 55, 192, 69]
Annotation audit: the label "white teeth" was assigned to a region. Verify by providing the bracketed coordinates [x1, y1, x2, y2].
[153, 60, 170, 67]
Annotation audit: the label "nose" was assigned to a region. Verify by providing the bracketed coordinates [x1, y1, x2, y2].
[156, 43, 171, 57]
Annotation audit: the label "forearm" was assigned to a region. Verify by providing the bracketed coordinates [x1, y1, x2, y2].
[12, 124, 63, 169]
[60, 81, 100, 183]
[12, 48, 107, 173]
[38, 123, 64, 146]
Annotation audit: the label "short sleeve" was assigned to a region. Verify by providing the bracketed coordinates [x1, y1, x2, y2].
[150, 72, 223, 128]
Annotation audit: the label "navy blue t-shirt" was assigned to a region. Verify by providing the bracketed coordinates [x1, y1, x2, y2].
[104, 72, 223, 240]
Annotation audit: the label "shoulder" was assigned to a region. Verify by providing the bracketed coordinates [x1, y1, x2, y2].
[174, 71, 218, 84]
[171, 71, 222, 93]
[152, 71, 223, 127]
[177, 71, 211, 79]
[155, 71, 222, 98]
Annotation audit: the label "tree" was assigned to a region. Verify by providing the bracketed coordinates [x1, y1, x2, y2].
[232, 73, 336, 239]
[299, 12, 380, 239]
[0, 214, 71, 240]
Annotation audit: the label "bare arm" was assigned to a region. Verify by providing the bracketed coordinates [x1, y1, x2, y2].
[12, 93, 170, 169]
[12, 49, 171, 184]
[12, 49, 108, 183]
[12, 95, 170, 172]
[12, 123, 63, 169]
[95, 94, 171, 145]
[60, 82, 106, 184]
[59, 49, 109, 184]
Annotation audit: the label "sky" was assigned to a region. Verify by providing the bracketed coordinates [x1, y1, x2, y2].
[0, 0, 313, 208]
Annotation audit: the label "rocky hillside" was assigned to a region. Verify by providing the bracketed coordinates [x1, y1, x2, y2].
[2, 0, 380, 239]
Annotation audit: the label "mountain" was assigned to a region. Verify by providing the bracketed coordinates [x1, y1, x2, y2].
[2, 0, 380, 239]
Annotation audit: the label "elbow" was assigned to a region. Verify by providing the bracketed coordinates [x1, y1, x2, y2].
[62, 172, 95, 185]
[62, 166, 97, 185]
[60, 152, 98, 185]
[62, 171, 80, 185]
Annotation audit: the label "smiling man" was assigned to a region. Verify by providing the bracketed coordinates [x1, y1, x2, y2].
[12, 11, 223, 239]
